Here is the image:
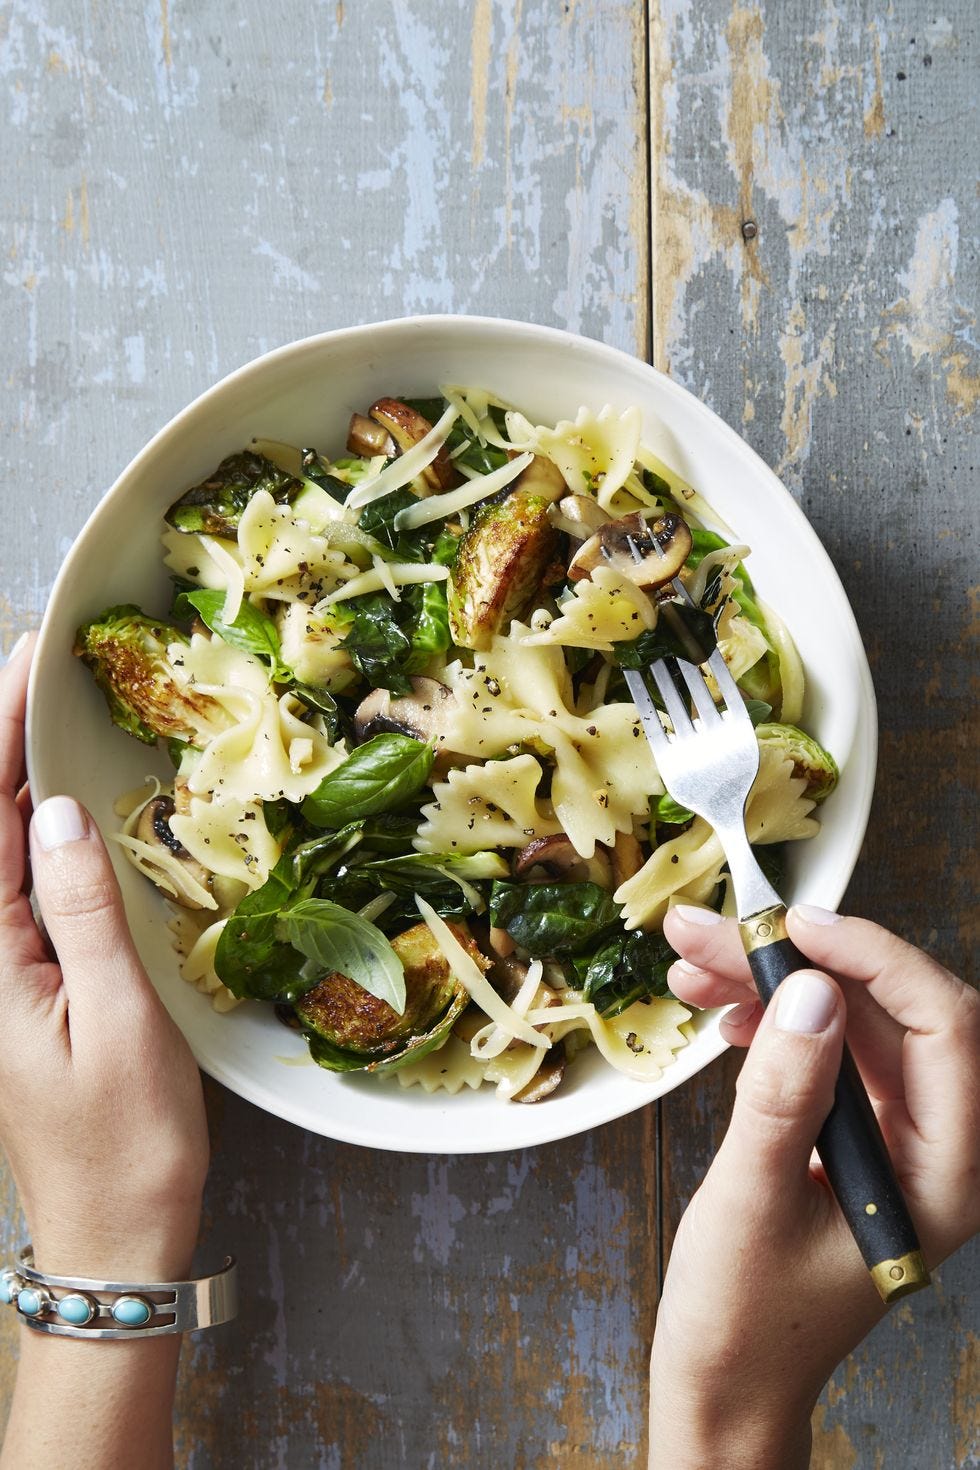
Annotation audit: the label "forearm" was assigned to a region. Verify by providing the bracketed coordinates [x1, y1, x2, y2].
[648, 1387, 813, 1470]
[2, 1331, 182, 1470]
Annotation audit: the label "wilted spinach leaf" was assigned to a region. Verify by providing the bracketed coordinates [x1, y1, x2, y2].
[614, 602, 717, 669]
[575, 928, 677, 1017]
[488, 880, 621, 957]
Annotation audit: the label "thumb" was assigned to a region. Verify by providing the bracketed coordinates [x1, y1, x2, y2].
[30, 795, 155, 1029]
[715, 969, 845, 1214]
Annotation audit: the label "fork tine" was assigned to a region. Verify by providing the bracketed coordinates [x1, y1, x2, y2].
[649, 659, 694, 735]
[706, 646, 751, 720]
[623, 670, 669, 749]
[675, 658, 722, 725]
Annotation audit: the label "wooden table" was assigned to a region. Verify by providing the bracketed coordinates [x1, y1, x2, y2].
[2, 3, 977, 1464]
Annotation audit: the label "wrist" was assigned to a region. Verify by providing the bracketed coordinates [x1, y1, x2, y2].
[29, 1202, 202, 1282]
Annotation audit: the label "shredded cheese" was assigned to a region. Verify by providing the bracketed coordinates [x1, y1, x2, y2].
[345, 403, 460, 509]
[321, 561, 449, 605]
[393, 452, 534, 531]
[414, 898, 551, 1049]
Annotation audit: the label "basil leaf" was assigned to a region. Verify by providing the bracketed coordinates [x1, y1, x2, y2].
[174, 588, 286, 676]
[302, 734, 434, 827]
[214, 824, 362, 1000]
[488, 880, 621, 957]
[654, 793, 693, 826]
[278, 898, 406, 1014]
[744, 699, 772, 727]
[215, 865, 305, 1001]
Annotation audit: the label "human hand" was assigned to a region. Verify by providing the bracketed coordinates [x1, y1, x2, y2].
[0, 636, 209, 1283]
[647, 903, 980, 1470]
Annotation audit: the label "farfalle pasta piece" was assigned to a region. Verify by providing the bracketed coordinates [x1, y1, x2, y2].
[237, 490, 360, 605]
[504, 405, 643, 509]
[392, 1036, 489, 1095]
[521, 568, 658, 651]
[616, 746, 818, 929]
[414, 754, 563, 854]
[170, 635, 346, 804]
[170, 792, 282, 890]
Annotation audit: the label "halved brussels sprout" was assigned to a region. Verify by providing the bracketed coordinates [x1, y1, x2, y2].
[756, 723, 839, 802]
[165, 450, 303, 537]
[448, 490, 561, 651]
[294, 920, 482, 1074]
[74, 605, 226, 747]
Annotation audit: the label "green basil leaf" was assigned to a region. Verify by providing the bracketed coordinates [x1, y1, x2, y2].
[488, 880, 621, 957]
[302, 734, 434, 827]
[174, 588, 286, 675]
[278, 898, 406, 1014]
[215, 865, 305, 1001]
[744, 699, 773, 727]
[654, 793, 694, 826]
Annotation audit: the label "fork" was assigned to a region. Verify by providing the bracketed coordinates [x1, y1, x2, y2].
[621, 554, 929, 1304]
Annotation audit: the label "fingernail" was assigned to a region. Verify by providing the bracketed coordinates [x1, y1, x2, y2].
[776, 971, 838, 1034]
[33, 796, 88, 851]
[791, 903, 842, 926]
[6, 632, 29, 662]
[672, 905, 724, 926]
[670, 958, 704, 977]
[726, 1001, 758, 1027]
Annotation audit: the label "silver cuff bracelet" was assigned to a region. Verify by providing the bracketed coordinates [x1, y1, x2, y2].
[0, 1247, 238, 1339]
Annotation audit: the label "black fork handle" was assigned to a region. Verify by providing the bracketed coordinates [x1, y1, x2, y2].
[739, 907, 930, 1305]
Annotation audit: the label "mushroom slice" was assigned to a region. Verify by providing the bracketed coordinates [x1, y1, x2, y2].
[135, 795, 213, 910]
[368, 398, 461, 491]
[513, 1040, 566, 1103]
[512, 834, 612, 889]
[568, 511, 693, 589]
[609, 831, 644, 887]
[555, 494, 612, 538]
[347, 412, 396, 458]
[512, 454, 566, 504]
[353, 676, 455, 745]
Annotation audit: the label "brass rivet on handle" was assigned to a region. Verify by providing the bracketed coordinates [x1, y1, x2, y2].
[865, 1203, 878, 1215]
[889, 1265, 904, 1281]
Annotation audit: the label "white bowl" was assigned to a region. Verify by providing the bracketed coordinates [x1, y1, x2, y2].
[27, 316, 876, 1153]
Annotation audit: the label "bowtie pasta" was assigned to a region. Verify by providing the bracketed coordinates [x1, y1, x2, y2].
[74, 389, 838, 1103]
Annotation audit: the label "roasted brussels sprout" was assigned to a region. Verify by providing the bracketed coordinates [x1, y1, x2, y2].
[448, 490, 561, 651]
[165, 450, 303, 537]
[294, 920, 480, 1073]
[757, 723, 839, 802]
[74, 605, 227, 747]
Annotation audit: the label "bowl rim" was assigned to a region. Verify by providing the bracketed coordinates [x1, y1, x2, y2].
[26, 313, 878, 1151]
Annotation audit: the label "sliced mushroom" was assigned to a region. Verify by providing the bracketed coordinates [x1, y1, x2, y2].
[135, 795, 213, 910]
[353, 677, 455, 745]
[568, 511, 693, 589]
[368, 397, 460, 491]
[609, 831, 644, 887]
[513, 834, 613, 889]
[512, 453, 566, 504]
[488, 950, 529, 1005]
[513, 1040, 566, 1103]
[347, 412, 396, 458]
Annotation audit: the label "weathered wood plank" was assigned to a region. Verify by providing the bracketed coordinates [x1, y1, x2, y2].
[651, 1, 979, 1464]
[1, 3, 655, 1467]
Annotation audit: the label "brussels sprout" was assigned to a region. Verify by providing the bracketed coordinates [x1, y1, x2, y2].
[165, 450, 303, 537]
[448, 490, 561, 651]
[74, 604, 225, 747]
[756, 723, 839, 802]
[294, 920, 478, 1073]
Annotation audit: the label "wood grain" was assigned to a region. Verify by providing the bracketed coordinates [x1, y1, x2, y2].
[652, 2, 979, 1464]
[0, 0, 976, 1466]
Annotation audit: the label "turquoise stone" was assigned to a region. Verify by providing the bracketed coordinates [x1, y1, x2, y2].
[57, 1295, 93, 1326]
[17, 1288, 43, 1317]
[111, 1296, 152, 1327]
[0, 1278, 15, 1305]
